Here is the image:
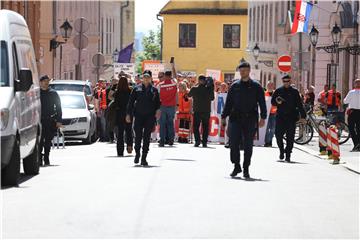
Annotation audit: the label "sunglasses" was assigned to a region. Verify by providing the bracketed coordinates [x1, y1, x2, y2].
[283, 80, 291, 83]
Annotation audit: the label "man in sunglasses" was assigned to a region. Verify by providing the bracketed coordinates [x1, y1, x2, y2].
[271, 74, 306, 162]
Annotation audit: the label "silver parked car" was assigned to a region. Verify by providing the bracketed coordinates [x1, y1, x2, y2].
[57, 91, 97, 144]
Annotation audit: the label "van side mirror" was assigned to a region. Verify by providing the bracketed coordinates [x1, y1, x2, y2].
[16, 68, 33, 92]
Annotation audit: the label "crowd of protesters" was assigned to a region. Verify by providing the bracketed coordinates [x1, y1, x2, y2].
[88, 63, 360, 169]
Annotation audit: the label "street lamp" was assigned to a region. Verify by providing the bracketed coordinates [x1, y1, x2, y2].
[50, 19, 73, 79]
[113, 48, 119, 62]
[59, 19, 73, 42]
[331, 22, 342, 47]
[309, 25, 319, 47]
[252, 43, 273, 67]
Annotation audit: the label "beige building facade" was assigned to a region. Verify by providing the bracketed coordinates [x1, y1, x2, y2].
[247, 1, 360, 99]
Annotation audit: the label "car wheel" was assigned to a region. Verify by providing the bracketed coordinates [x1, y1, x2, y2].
[1, 137, 20, 186]
[23, 135, 40, 175]
[82, 131, 92, 145]
[91, 130, 98, 143]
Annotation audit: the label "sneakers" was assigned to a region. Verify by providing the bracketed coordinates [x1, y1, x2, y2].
[134, 153, 140, 164]
[230, 164, 242, 177]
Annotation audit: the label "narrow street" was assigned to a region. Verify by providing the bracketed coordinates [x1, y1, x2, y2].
[2, 142, 359, 238]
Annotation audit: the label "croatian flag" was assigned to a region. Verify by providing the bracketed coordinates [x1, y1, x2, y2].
[291, 0, 313, 34]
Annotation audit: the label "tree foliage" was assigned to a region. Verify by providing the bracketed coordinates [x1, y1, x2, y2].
[136, 27, 161, 74]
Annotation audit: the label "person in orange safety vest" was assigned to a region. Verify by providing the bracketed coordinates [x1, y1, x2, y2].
[177, 82, 192, 143]
[325, 83, 342, 112]
[264, 81, 277, 147]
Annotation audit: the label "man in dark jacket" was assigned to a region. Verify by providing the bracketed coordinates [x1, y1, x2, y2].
[271, 74, 306, 162]
[188, 75, 215, 147]
[40, 75, 62, 166]
[221, 62, 267, 178]
[126, 70, 161, 166]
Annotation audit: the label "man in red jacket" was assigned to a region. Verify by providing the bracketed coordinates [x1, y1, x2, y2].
[158, 70, 178, 146]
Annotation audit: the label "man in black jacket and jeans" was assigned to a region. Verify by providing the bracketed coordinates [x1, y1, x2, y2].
[188, 75, 215, 147]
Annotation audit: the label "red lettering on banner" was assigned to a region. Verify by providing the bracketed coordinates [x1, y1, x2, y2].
[208, 116, 219, 137]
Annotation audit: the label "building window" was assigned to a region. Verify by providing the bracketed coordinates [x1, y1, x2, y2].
[179, 24, 196, 48]
[223, 25, 240, 48]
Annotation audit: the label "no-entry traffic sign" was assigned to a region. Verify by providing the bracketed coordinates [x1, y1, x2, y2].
[277, 55, 292, 72]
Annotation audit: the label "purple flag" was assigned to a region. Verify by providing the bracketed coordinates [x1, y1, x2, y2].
[117, 43, 134, 63]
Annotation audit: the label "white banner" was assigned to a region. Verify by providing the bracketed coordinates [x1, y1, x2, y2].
[143, 63, 165, 81]
[114, 63, 135, 78]
[206, 69, 222, 82]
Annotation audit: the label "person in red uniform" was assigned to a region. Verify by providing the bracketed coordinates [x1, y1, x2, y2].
[94, 79, 108, 142]
[177, 82, 192, 143]
[158, 70, 178, 147]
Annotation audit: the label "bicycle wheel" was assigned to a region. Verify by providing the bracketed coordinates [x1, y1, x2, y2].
[336, 120, 350, 144]
[283, 122, 314, 145]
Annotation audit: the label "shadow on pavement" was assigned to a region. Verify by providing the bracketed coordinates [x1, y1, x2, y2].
[104, 155, 134, 158]
[164, 158, 196, 162]
[276, 160, 308, 164]
[227, 176, 270, 182]
[1, 174, 35, 190]
[132, 165, 160, 168]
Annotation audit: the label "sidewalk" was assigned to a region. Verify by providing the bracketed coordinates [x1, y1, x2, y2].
[294, 138, 360, 174]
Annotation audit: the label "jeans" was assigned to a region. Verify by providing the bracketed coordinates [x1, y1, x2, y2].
[265, 114, 276, 144]
[159, 106, 176, 143]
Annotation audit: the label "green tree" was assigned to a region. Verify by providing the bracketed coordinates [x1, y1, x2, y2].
[136, 27, 161, 74]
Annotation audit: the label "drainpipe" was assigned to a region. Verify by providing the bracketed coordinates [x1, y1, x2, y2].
[353, 1, 359, 80]
[120, 0, 129, 50]
[157, 14, 163, 61]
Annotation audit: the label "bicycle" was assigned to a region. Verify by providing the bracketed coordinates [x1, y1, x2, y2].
[289, 105, 350, 145]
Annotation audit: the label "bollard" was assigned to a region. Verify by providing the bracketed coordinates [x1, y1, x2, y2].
[329, 125, 340, 164]
[326, 126, 333, 159]
[318, 122, 327, 155]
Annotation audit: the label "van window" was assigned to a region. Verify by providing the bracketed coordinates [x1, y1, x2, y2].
[0, 41, 9, 87]
[12, 43, 19, 81]
[17, 40, 38, 85]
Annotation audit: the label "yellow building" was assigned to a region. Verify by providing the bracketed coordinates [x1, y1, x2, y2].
[159, 0, 248, 82]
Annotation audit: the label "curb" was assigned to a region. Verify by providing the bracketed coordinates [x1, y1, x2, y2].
[294, 145, 360, 174]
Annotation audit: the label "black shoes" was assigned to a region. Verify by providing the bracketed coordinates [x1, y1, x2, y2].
[224, 143, 230, 148]
[285, 155, 291, 162]
[264, 143, 272, 147]
[158, 142, 165, 147]
[230, 164, 242, 177]
[141, 154, 148, 166]
[194, 142, 200, 147]
[134, 153, 140, 164]
[279, 151, 285, 160]
[243, 168, 250, 179]
[202, 142, 207, 148]
[168, 140, 174, 146]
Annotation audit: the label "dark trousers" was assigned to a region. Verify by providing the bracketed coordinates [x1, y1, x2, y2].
[193, 112, 210, 144]
[39, 120, 56, 164]
[229, 117, 257, 169]
[134, 115, 156, 154]
[275, 116, 296, 156]
[348, 109, 360, 147]
[116, 115, 133, 155]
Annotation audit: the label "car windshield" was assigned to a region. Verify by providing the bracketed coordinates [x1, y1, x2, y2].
[51, 83, 91, 96]
[0, 41, 9, 87]
[59, 94, 86, 109]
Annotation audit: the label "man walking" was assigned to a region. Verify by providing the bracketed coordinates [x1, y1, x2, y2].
[158, 70, 177, 147]
[221, 62, 267, 178]
[344, 79, 360, 152]
[126, 70, 160, 166]
[39, 75, 62, 166]
[271, 75, 306, 162]
[188, 75, 215, 147]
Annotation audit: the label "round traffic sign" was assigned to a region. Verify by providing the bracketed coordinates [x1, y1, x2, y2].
[73, 34, 88, 50]
[92, 53, 105, 67]
[277, 55, 292, 72]
[74, 18, 89, 33]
